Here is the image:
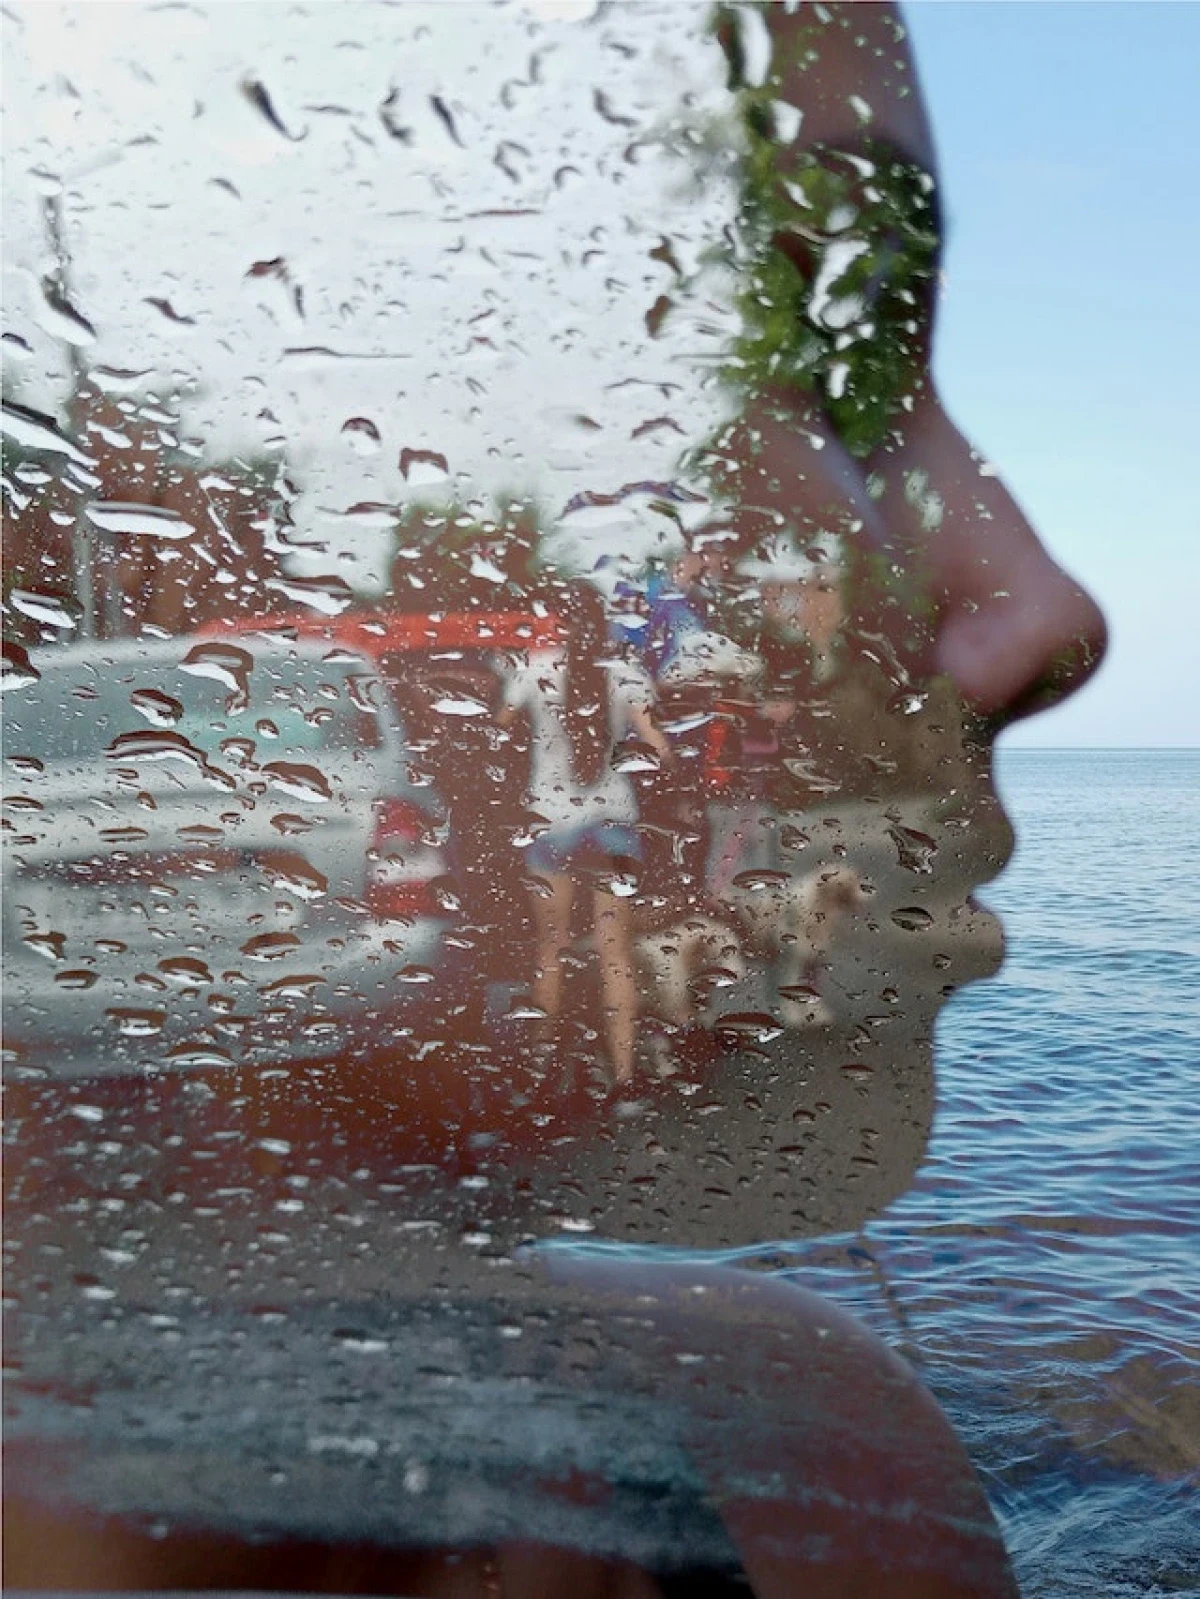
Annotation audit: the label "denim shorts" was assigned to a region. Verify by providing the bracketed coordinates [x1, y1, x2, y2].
[524, 819, 642, 874]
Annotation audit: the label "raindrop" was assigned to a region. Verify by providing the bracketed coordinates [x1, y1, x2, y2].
[593, 88, 635, 128]
[606, 870, 639, 898]
[714, 1012, 785, 1044]
[55, 969, 97, 990]
[241, 77, 307, 141]
[24, 931, 67, 962]
[270, 813, 313, 836]
[696, 965, 740, 991]
[262, 762, 332, 803]
[507, 1001, 548, 1022]
[341, 417, 381, 454]
[891, 906, 934, 932]
[241, 932, 302, 960]
[106, 729, 233, 787]
[260, 973, 324, 998]
[159, 957, 213, 984]
[84, 502, 196, 540]
[432, 692, 489, 717]
[429, 94, 463, 148]
[130, 688, 184, 727]
[612, 741, 661, 774]
[732, 869, 790, 891]
[144, 296, 196, 325]
[265, 574, 355, 616]
[259, 859, 328, 901]
[8, 588, 81, 631]
[179, 642, 252, 699]
[106, 1008, 166, 1037]
[840, 1062, 874, 1081]
[165, 1045, 235, 1068]
[778, 982, 821, 1004]
[1, 400, 95, 466]
[399, 447, 449, 483]
[2, 643, 40, 692]
[90, 365, 155, 394]
[378, 87, 412, 144]
[37, 279, 97, 346]
[333, 1330, 390, 1354]
[887, 823, 938, 874]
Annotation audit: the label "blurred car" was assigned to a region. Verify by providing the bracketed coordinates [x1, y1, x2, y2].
[210, 608, 566, 989]
[2, 634, 457, 1079]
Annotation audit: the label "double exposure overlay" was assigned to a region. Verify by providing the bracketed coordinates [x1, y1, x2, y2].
[1, 4, 1070, 1586]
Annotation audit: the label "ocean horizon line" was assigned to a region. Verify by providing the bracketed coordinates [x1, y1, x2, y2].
[998, 744, 1200, 753]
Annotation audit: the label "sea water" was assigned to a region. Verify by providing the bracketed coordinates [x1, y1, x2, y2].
[773, 749, 1200, 1596]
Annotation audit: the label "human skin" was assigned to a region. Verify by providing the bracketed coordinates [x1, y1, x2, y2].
[2, 3, 1105, 1594]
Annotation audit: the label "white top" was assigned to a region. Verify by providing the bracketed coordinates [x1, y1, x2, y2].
[502, 647, 653, 832]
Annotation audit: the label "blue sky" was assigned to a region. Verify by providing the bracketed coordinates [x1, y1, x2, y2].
[905, 2, 1200, 747]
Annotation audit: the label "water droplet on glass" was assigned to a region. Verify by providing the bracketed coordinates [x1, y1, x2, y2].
[37, 278, 97, 346]
[159, 957, 213, 984]
[398, 447, 449, 484]
[8, 588, 81, 631]
[83, 502, 196, 540]
[612, 740, 662, 773]
[2, 643, 40, 692]
[2, 400, 95, 466]
[130, 688, 184, 727]
[165, 1045, 236, 1069]
[732, 869, 790, 892]
[240, 77, 306, 141]
[241, 932, 302, 961]
[891, 906, 934, 932]
[888, 824, 938, 874]
[262, 762, 332, 803]
[179, 642, 252, 699]
[432, 692, 490, 718]
[341, 416, 381, 454]
[24, 931, 67, 962]
[106, 1008, 167, 1037]
[265, 574, 355, 616]
[714, 1012, 785, 1044]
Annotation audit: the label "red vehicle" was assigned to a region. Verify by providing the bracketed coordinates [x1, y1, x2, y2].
[204, 608, 566, 1006]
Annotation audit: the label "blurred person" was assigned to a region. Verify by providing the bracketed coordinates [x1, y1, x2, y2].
[634, 526, 762, 899]
[497, 578, 673, 1085]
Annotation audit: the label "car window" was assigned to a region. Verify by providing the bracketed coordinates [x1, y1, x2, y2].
[2, 1, 1067, 1587]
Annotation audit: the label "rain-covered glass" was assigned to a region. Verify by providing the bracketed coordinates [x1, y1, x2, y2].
[3, 4, 1106, 1593]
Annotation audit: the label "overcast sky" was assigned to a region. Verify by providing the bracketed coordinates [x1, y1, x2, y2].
[4, 1, 738, 587]
[5, 2, 1196, 747]
[905, 1, 1200, 749]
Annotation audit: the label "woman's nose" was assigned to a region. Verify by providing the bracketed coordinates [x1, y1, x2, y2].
[877, 393, 1109, 728]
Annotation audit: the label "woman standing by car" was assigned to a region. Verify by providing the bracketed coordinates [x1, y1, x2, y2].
[499, 579, 672, 1086]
